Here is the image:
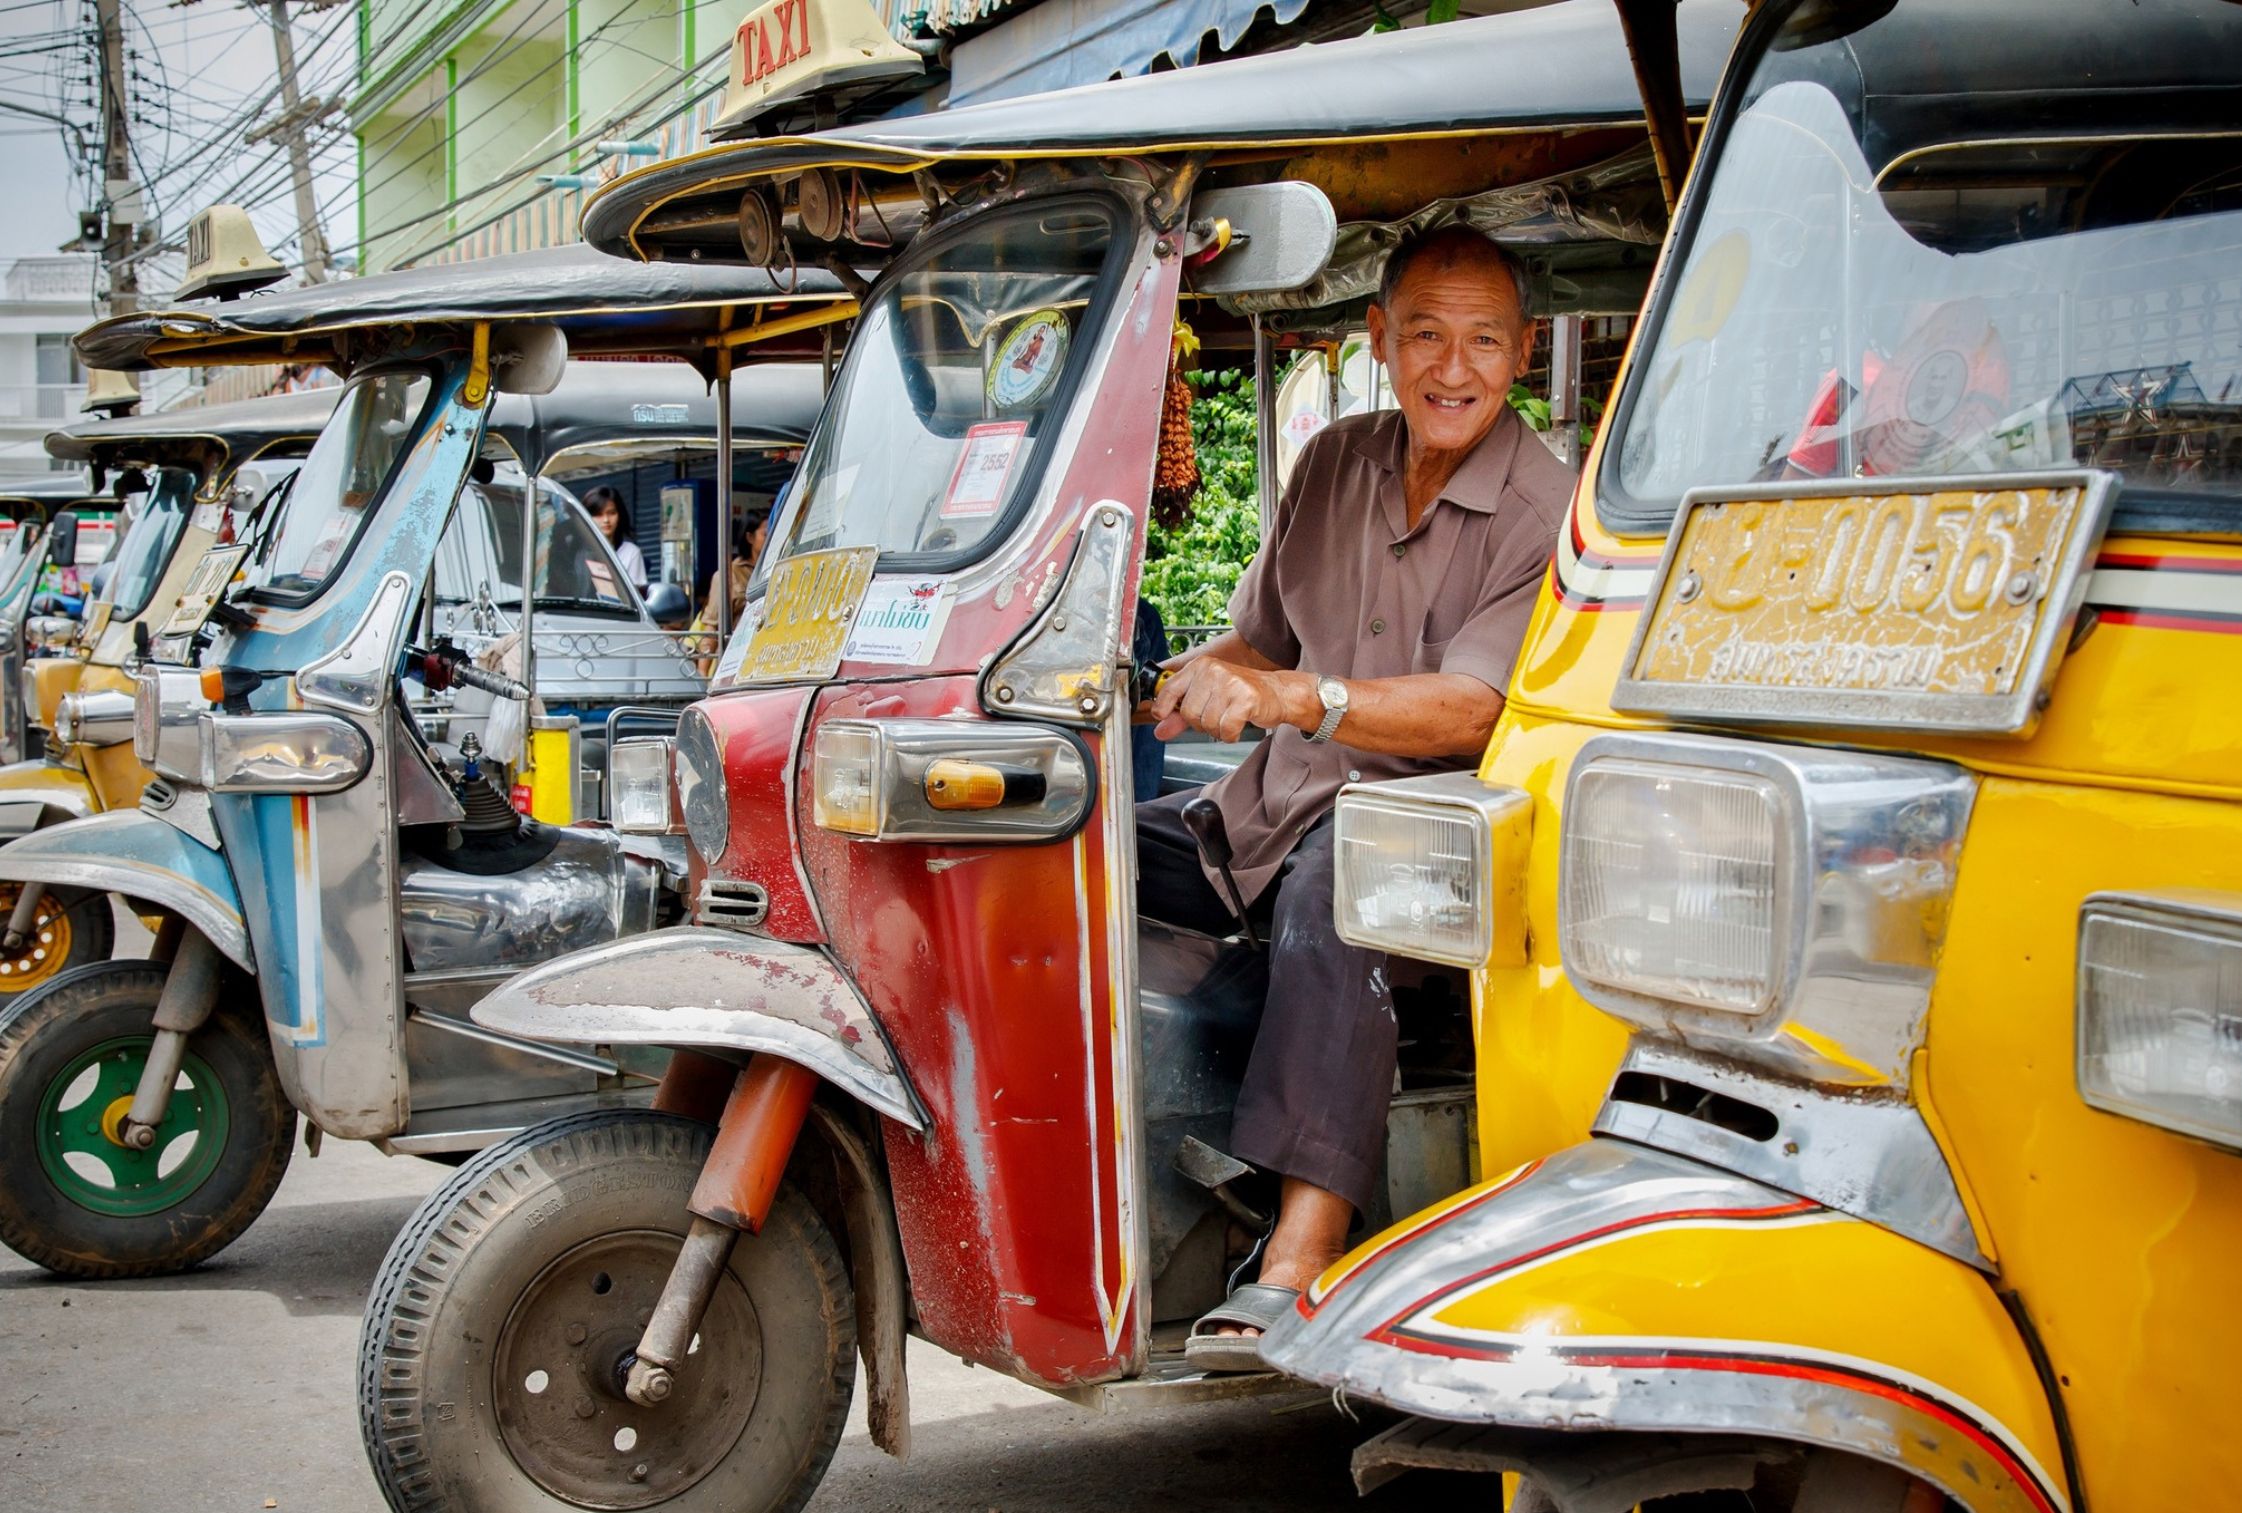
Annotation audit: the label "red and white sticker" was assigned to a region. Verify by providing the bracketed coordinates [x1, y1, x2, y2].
[300, 515, 355, 581]
[941, 421, 1027, 519]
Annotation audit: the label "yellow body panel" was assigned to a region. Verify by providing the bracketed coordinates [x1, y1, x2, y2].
[0, 760, 94, 808]
[526, 724, 575, 825]
[1928, 779, 2242, 1511]
[26, 656, 85, 736]
[1427, 1219, 2065, 1504]
[1517, 502, 2242, 799]
[1457, 418, 2241, 1509]
[1471, 714, 1631, 1177]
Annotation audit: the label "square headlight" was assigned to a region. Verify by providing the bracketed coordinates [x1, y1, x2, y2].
[1556, 733, 1976, 1089]
[609, 737, 676, 834]
[1560, 757, 1792, 1020]
[2078, 893, 2242, 1152]
[1332, 772, 1530, 969]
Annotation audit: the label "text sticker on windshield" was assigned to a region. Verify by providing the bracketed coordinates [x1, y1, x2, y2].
[844, 579, 953, 665]
[942, 422, 1026, 519]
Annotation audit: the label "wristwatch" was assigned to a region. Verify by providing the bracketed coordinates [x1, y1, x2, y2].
[1308, 676, 1349, 743]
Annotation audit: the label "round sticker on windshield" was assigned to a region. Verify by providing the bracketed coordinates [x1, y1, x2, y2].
[987, 309, 1070, 413]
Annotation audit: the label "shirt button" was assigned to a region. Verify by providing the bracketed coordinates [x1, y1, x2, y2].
[1370, 617, 1386, 634]
[1392, 543, 1408, 558]
[1348, 769, 1362, 782]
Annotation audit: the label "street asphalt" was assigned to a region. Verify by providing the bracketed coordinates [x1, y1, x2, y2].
[1, 1136, 1491, 1511]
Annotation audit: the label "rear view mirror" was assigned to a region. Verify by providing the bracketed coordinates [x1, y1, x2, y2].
[1186, 183, 1337, 297]
[492, 323, 568, 395]
[47, 511, 79, 568]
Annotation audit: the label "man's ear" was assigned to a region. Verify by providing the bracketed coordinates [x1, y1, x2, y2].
[1365, 302, 1390, 367]
[1520, 317, 1539, 373]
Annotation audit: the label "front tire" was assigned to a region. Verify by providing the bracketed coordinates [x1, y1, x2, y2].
[0, 959, 295, 1278]
[360, 1109, 855, 1513]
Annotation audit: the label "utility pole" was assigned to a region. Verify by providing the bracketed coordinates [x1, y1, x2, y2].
[246, 0, 336, 284]
[94, 0, 137, 317]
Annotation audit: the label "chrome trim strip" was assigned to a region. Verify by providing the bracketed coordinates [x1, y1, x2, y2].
[1262, 1142, 2067, 1513]
[1593, 1037, 1989, 1268]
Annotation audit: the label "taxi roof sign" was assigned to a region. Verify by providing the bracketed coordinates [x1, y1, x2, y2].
[714, 0, 922, 139]
[177, 204, 288, 302]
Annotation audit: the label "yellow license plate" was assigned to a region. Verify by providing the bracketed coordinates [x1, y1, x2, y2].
[737, 545, 878, 683]
[1616, 476, 2111, 734]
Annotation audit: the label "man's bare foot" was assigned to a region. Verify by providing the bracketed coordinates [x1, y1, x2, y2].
[1214, 1177, 1352, 1339]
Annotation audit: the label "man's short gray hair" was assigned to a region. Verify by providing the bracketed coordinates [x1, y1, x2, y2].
[1375, 226, 1533, 323]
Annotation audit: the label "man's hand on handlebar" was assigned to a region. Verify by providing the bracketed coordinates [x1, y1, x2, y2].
[1146, 657, 1308, 743]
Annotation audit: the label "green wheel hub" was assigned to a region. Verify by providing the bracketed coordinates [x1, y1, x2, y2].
[34, 1035, 231, 1218]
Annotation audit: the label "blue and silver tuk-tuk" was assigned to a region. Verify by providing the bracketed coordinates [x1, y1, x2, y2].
[0, 243, 849, 1278]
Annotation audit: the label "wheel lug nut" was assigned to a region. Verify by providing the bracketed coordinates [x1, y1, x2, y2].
[573, 1396, 596, 1419]
[630, 1462, 651, 1483]
[565, 1323, 587, 1345]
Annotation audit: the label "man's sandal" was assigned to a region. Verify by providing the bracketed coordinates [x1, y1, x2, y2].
[1184, 1282, 1300, 1374]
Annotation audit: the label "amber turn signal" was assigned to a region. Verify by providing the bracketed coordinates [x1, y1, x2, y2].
[198, 667, 226, 703]
[923, 759, 1009, 811]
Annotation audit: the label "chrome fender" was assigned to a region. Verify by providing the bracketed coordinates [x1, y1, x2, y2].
[1261, 1141, 2071, 1513]
[0, 808, 249, 970]
[471, 926, 922, 1129]
[0, 759, 95, 838]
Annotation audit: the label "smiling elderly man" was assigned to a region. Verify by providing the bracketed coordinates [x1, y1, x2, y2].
[1139, 225, 1575, 1371]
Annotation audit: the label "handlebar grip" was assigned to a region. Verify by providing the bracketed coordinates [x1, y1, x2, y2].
[450, 661, 530, 701]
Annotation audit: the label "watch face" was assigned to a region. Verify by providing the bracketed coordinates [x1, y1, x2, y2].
[1319, 677, 1347, 709]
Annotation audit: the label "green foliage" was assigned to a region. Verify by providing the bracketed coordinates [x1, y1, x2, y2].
[1142, 367, 1259, 629]
[1139, 364, 1599, 630]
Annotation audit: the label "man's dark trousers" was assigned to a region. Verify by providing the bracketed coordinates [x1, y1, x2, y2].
[1135, 788, 1394, 1217]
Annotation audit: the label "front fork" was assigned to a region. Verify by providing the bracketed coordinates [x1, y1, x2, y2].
[120, 920, 220, 1150]
[623, 1051, 821, 1408]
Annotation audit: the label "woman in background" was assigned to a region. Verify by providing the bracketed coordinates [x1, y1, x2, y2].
[584, 486, 649, 592]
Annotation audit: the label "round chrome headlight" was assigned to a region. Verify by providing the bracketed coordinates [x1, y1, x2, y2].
[675, 705, 728, 863]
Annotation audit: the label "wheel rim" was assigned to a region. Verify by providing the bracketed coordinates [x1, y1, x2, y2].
[0, 883, 75, 992]
[494, 1228, 764, 1510]
[33, 1034, 231, 1217]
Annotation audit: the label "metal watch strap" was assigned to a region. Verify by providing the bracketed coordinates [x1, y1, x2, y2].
[1310, 705, 1345, 743]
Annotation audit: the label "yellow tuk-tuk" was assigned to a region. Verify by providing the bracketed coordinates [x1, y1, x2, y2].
[1263, 2, 2242, 1510]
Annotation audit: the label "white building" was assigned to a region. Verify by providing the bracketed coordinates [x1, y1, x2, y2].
[0, 256, 196, 471]
[0, 257, 99, 473]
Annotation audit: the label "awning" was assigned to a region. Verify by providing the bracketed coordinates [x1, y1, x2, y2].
[945, 0, 1317, 108]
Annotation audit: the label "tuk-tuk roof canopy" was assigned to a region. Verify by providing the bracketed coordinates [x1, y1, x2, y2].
[74, 245, 854, 375]
[0, 469, 100, 505]
[585, 0, 1735, 263]
[45, 387, 340, 485]
[484, 359, 826, 476]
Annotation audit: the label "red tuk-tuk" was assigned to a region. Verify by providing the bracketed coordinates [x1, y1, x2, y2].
[356, 1, 1732, 1506]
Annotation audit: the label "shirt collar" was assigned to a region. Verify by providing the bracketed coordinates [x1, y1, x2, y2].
[1351, 404, 1526, 518]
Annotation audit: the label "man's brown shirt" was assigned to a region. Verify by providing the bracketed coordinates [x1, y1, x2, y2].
[1197, 404, 1575, 905]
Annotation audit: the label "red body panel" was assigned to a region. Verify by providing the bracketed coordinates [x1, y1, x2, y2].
[805, 675, 1133, 1383]
[697, 687, 823, 944]
[769, 245, 1177, 1387]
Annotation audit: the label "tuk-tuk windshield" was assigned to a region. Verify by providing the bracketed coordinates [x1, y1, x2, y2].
[1604, 16, 2242, 533]
[763, 196, 1126, 575]
[256, 369, 435, 599]
[446, 478, 641, 619]
[100, 469, 194, 621]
